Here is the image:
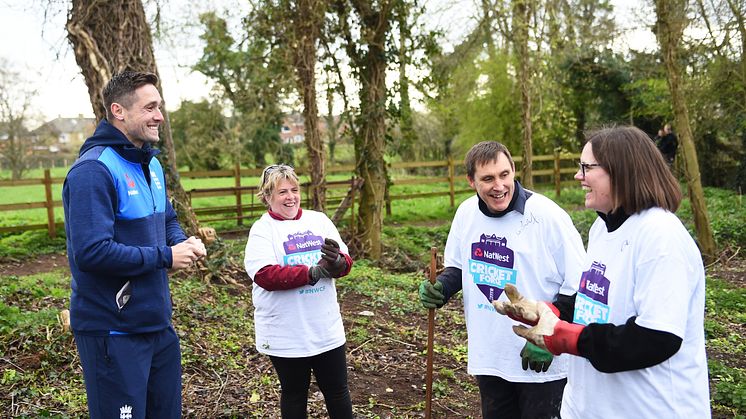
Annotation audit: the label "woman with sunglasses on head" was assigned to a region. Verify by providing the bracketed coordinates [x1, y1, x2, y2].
[494, 126, 710, 418]
[244, 164, 354, 419]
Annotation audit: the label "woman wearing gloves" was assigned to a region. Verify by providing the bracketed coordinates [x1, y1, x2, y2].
[494, 126, 710, 418]
[244, 164, 354, 419]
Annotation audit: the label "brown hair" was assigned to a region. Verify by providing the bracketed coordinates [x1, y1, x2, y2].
[102, 71, 159, 121]
[464, 141, 515, 179]
[257, 164, 299, 207]
[586, 126, 681, 213]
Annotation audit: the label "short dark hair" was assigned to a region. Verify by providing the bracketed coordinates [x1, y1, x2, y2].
[586, 125, 681, 213]
[464, 141, 515, 179]
[102, 71, 159, 120]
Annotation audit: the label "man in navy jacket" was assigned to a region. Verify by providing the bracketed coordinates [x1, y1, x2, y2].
[63, 71, 206, 419]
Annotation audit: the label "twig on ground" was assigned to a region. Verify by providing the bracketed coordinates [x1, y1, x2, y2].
[0, 357, 27, 372]
[349, 337, 377, 354]
[211, 370, 229, 416]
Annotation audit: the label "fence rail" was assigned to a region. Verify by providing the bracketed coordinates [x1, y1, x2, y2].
[0, 152, 580, 237]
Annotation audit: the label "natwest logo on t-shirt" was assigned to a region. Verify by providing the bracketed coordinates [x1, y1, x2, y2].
[579, 261, 610, 305]
[469, 234, 517, 302]
[283, 231, 323, 254]
[574, 261, 611, 325]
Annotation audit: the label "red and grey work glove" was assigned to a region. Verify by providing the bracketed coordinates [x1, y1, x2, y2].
[494, 284, 584, 356]
[319, 238, 346, 277]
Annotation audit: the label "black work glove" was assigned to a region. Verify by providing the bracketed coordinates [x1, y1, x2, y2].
[319, 238, 346, 277]
[419, 280, 445, 309]
[520, 342, 553, 372]
[308, 264, 331, 286]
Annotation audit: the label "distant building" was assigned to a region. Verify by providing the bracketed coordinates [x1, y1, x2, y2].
[31, 115, 96, 153]
[279, 112, 345, 145]
[280, 113, 306, 144]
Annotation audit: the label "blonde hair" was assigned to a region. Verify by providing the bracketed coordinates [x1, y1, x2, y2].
[257, 164, 299, 207]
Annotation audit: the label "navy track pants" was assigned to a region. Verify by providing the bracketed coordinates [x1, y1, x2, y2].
[75, 326, 182, 419]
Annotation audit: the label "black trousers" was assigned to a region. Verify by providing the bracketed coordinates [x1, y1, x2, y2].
[476, 375, 566, 419]
[269, 343, 353, 419]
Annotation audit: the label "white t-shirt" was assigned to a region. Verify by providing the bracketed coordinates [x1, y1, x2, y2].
[561, 207, 710, 418]
[444, 192, 586, 382]
[244, 210, 347, 357]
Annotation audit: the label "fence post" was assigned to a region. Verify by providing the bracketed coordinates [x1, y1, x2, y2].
[385, 162, 392, 216]
[554, 148, 561, 199]
[250, 187, 255, 220]
[448, 158, 455, 208]
[235, 162, 243, 226]
[350, 176, 356, 237]
[44, 169, 56, 238]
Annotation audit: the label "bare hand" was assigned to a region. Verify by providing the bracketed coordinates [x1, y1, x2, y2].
[185, 236, 207, 258]
[171, 237, 207, 270]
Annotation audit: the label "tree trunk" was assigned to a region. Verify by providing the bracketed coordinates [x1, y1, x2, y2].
[356, 53, 388, 260]
[337, 0, 394, 260]
[66, 0, 199, 235]
[513, 0, 534, 188]
[0, 68, 32, 180]
[290, 0, 326, 211]
[724, 0, 746, 107]
[655, 0, 717, 263]
[398, 6, 416, 160]
[325, 80, 339, 164]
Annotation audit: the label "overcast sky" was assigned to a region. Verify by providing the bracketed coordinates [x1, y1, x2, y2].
[0, 0, 656, 126]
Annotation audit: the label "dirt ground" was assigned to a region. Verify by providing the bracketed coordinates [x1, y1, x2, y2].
[1, 253, 482, 417]
[2, 250, 744, 418]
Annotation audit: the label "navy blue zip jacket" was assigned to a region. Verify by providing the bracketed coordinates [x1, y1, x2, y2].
[63, 119, 187, 335]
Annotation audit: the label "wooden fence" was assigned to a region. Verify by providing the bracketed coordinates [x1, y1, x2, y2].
[0, 152, 580, 237]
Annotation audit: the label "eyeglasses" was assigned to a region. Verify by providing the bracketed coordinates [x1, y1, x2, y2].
[578, 162, 601, 178]
[260, 164, 294, 187]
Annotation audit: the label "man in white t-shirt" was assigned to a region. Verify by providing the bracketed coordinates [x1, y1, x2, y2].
[419, 141, 586, 418]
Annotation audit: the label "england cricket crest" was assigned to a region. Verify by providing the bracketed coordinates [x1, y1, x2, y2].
[469, 234, 517, 302]
[119, 404, 133, 419]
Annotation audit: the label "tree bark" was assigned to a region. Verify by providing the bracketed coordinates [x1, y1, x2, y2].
[398, 5, 416, 160]
[512, 0, 534, 188]
[356, 45, 389, 260]
[334, 0, 394, 260]
[655, 0, 717, 263]
[66, 0, 199, 235]
[289, 0, 326, 211]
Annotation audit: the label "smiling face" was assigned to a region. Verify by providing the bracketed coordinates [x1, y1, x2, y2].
[268, 178, 301, 220]
[114, 84, 164, 148]
[468, 152, 515, 213]
[575, 142, 614, 213]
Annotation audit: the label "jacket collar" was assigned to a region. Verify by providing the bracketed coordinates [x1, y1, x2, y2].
[477, 180, 532, 218]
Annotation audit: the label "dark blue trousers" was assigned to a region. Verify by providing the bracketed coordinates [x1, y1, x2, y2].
[75, 326, 182, 419]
